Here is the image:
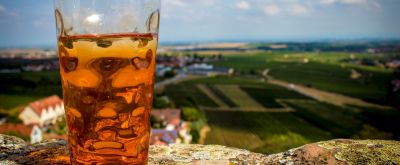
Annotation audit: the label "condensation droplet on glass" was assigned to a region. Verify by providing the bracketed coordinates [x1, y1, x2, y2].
[55, 9, 64, 36]
[146, 10, 159, 33]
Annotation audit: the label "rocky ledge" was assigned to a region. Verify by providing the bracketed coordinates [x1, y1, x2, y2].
[0, 134, 399, 164]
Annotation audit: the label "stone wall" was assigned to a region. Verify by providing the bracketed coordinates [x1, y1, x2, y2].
[0, 134, 399, 164]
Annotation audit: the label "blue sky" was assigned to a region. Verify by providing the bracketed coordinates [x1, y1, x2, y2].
[0, 0, 399, 47]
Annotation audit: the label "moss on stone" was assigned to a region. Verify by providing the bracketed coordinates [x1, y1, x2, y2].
[318, 139, 400, 164]
[1, 134, 399, 165]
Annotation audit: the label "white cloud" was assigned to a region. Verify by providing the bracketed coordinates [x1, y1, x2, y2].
[0, 5, 5, 13]
[166, 0, 186, 7]
[236, 1, 251, 10]
[320, 0, 336, 5]
[289, 4, 310, 16]
[320, 0, 379, 6]
[340, 0, 369, 4]
[263, 4, 281, 16]
[0, 4, 17, 16]
[202, 0, 216, 6]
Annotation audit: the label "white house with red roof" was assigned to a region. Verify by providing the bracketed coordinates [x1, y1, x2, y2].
[0, 123, 42, 144]
[19, 95, 64, 127]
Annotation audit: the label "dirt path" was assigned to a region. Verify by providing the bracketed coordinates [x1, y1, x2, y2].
[266, 76, 392, 109]
[198, 124, 211, 144]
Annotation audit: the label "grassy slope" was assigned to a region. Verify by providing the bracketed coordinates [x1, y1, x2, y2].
[211, 52, 394, 104]
[176, 75, 400, 154]
[164, 84, 218, 107]
[267, 61, 392, 104]
[192, 77, 333, 153]
[214, 85, 264, 108]
[0, 71, 62, 109]
[241, 84, 310, 108]
[285, 101, 362, 137]
[205, 111, 332, 154]
[206, 85, 238, 107]
[0, 94, 43, 110]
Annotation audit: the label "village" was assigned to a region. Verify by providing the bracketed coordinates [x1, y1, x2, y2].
[0, 95, 194, 145]
[0, 49, 234, 145]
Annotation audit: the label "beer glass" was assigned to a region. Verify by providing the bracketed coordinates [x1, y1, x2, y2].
[53, 0, 160, 164]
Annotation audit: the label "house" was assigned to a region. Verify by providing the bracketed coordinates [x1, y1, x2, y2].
[19, 95, 64, 127]
[186, 64, 234, 77]
[150, 129, 179, 145]
[150, 109, 192, 144]
[207, 67, 234, 77]
[0, 123, 42, 143]
[155, 65, 172, 77]
[151, 109, 181, 130]
[178, 122, 192, 144]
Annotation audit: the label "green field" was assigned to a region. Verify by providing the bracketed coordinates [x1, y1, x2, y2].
[214, 85, 264, 108]
[164, 83, 218, 107]
[210, 52, 396, 104]
[1, 50, 399, 154]
[166, 52, 399, 152]
[164, 70, 399, 153]
[164, 76, 334, 152]
[165, 77, 266, 108]
[204, 111, 332, 153]
[206, 85, 238, 107]
[285, 101, 362, 137]
[241, 85, 310, 108]
[0, 71, 62, 109]
[0, 94, 43, 110]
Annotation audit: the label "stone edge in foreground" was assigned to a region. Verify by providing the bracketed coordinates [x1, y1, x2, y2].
[0, 134, 399, 164]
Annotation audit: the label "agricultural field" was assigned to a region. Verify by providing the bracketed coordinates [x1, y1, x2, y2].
[0, 94, 42, 110]
[164, 52, 400, 153]
[210, 52, 397, 105]
[241, 85, 310, 108]
[196, 84, 230, 108]
[192, 78, 400, 153]
[214, 85, 264, 109]
[164, 83, 218, 108]
[1, 49, 398, 154]
[204, 110, 332, 154]
[0, 71, 62, 110]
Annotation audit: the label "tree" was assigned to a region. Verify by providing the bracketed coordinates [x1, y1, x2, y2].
[182, 107, 202, 122]
[190, 129, 200, 143]
[7, 115, 22, 124]
[163, 70, 176, 78]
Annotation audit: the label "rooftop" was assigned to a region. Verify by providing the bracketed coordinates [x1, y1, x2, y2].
[24, 95, 63, 116]
[151, 109, 181, 126]
[0, 124, 34, 137]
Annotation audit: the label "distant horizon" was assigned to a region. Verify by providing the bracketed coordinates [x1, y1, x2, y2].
[1, 36, 400, 49]
[1, 0, 400, 48]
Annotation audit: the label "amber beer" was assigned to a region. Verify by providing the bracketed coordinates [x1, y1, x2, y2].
[58, 33, 157, 164]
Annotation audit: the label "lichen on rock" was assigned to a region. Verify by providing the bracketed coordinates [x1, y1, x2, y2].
[318, 139, 400, 164]
[0, 134, 399, 165]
